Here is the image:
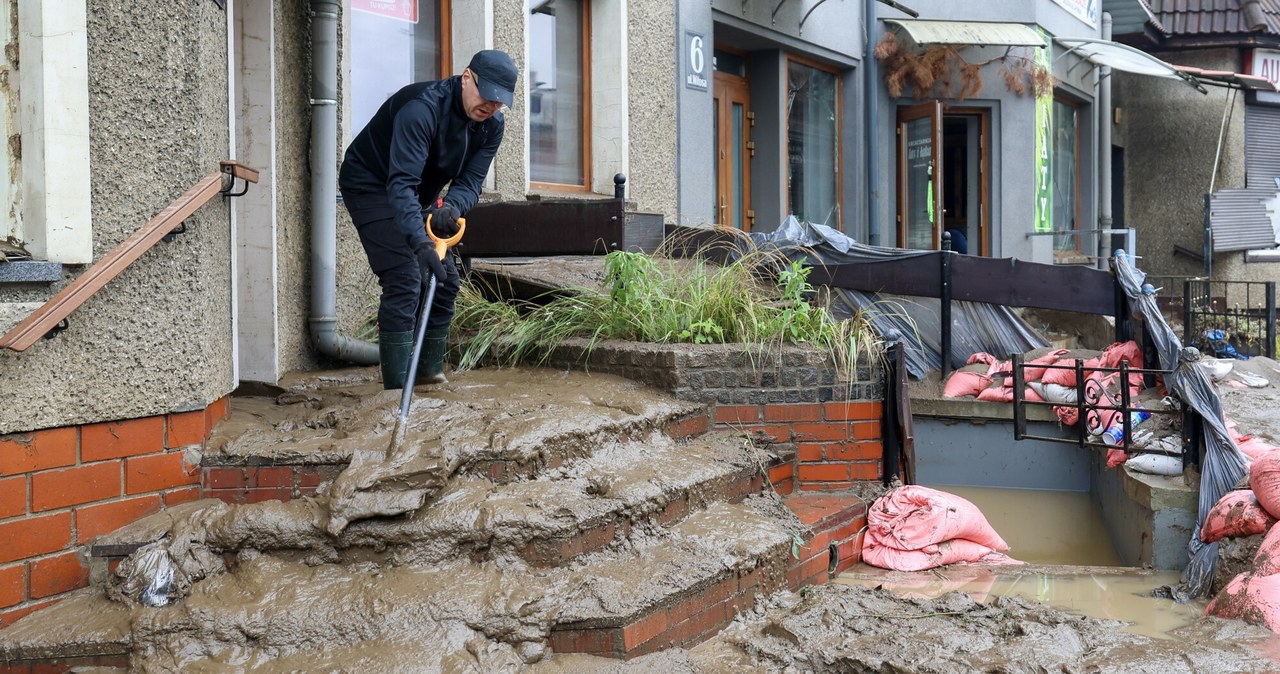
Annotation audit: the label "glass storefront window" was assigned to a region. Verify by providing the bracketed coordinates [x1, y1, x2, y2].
[1051, 98, 1079, 252]
[529, 0, 588, 187]
[350, 1, 444, 135]
[787, 60, 840, 228]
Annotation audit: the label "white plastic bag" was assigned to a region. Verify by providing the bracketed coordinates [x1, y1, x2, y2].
[120, 541, 176, 607]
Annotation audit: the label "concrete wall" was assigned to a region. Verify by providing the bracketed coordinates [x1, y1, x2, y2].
[1111, 48, 1246, 281]
[0, 2, 233, 434]
[914, 417, 1091, 491]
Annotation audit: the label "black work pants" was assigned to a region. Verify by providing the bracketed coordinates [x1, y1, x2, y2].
[343, 201, 460, 334]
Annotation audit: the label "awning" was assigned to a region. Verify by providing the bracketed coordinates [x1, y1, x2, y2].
[1173, 65, 1280, 93]
[884, 19, 1046, 48]
[1054, 37, 1205, 92]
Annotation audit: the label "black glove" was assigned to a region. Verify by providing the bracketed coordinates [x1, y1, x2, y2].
[423, 204, 461, 238]
[413, 240, 446, 282]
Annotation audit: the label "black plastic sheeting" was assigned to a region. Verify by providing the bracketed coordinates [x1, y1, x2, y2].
[1112, 250, 1250, 601]
[748, 217, 1048, 379]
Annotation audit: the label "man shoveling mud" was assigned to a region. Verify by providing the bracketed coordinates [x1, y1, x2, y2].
[339, 49, 518, 389]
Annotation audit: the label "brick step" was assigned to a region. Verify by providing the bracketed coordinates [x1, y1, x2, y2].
[344, 429, 768, 566]
[91, 431, 773, 571]
[8, 501, 792, 669]
[783, 490, 871, 589]
[204, 367, 708, 489]
[548, 500, 792, 659]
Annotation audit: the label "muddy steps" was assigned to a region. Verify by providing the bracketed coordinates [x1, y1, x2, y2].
[0, 367, 872, 668]
[0, 501, 791, 669]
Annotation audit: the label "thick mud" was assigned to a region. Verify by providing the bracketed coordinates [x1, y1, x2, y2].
[9, 357, 1280, 672]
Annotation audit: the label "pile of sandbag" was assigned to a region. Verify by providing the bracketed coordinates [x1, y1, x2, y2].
[861, 485, 1023, 572]
[1205, 453, 1280, 631]
[943, 341, 1193, 476]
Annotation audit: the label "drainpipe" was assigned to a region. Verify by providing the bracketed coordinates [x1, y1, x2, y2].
[309, 0, 378, 364]
[1098, 12, 1113, 269]
[865, 0, 880, 245]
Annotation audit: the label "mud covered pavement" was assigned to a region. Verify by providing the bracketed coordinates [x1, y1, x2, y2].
[4, 365, 1280, 672]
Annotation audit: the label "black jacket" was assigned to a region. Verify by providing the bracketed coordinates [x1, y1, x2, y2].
[339, 76, 504, 248]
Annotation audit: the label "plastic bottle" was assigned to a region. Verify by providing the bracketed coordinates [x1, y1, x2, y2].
[1102, 409, 1152, 447]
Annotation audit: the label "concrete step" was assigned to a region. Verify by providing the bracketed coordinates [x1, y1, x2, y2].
[8, 501, 793, 668]
[344, 429, 767, 566]
[204, 367, 707, 488]
[0, 589, 130, 663]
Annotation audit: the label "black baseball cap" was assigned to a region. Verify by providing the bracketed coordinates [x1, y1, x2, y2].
[468, 50, 517, 107]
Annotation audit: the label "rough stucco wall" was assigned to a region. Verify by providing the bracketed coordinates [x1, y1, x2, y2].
[0, 2, 231, 434]
[1112, 48, 1245, 280]
[629, 1, 678, 224]
[489, 3, 527, 200]
[274, 0, 325, 374]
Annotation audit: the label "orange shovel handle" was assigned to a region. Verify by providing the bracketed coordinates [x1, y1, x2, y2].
[425, 215, 466, 260]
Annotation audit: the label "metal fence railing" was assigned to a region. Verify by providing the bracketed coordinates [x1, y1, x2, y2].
[1183, 280, 1276, 359]
[1010, 356, 1201, 471]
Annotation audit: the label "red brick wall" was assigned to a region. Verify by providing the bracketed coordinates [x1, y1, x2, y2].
[712, 401, 883, 493]
[0, 397, 229, 627]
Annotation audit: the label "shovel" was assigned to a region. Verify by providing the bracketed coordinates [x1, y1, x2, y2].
[390, 215, 465, 449]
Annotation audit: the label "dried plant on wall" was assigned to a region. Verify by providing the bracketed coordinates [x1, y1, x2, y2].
[875, 32, 1056, 100]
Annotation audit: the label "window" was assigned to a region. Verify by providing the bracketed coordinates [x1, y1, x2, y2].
[529, 0, 590, 188]
[787, 59, 840, 228]
[1051, 96, 1080, 253]
[349, 0, 449, 134]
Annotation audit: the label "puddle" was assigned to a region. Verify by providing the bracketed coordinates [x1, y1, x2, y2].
[839, 484, 1205, 640]
[930, 484, 1123, 566]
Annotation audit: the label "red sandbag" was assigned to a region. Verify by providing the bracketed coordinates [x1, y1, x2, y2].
[1206, 572, 1280, 633]
[1023, 349, 1069, 382]
[1250, 454, 1280, 521]
[1100, 341, 1143, 369]
[1042, 356, 1104, 388]
[862, 538, 1016, 572]
[1201, 491, 1277, 544]
[1255, 521, 1280, 576]
[976, 385, 1014, 402]
[943, 371, 992, 398]
[967, 352, 997, 367]
[1240, 437, 1280, 460]
[866, 485, 1008, 552]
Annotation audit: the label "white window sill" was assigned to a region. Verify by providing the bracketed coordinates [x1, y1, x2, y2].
[1244, 249, 1280, 263]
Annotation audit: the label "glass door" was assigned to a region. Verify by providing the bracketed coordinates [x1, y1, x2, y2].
[897, 102, 942, 250]
[714, 71, 753, 230]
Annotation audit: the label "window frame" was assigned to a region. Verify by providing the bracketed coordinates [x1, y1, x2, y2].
[346, 0, 453, 140]
[783, 52, 842, 230]
[528, 0, 593, 193]
[1050, 93, 1082, 255]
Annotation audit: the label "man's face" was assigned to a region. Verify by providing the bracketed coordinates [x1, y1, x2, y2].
[461, 69, 504, 122]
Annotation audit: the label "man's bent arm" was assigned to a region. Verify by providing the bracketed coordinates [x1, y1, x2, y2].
[444, 120, 505, 215]
[387, 99, 438, 248]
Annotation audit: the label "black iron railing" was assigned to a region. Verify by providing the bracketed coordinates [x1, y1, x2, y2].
[1183, 279, 1276, 359]
[1010, 355, 1201, 470]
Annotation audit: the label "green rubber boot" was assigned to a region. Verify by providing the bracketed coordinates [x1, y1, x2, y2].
[378, 330, 415, 390]
[416, 327, 450, 385]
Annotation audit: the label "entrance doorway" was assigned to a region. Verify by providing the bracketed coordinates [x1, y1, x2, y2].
[897, 104, 989, 254]
[713, 70, 753, 230]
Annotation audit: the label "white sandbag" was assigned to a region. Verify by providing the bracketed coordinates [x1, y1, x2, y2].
[1040, 383, 1078, 404]
[1125, 453, 1182, 476]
